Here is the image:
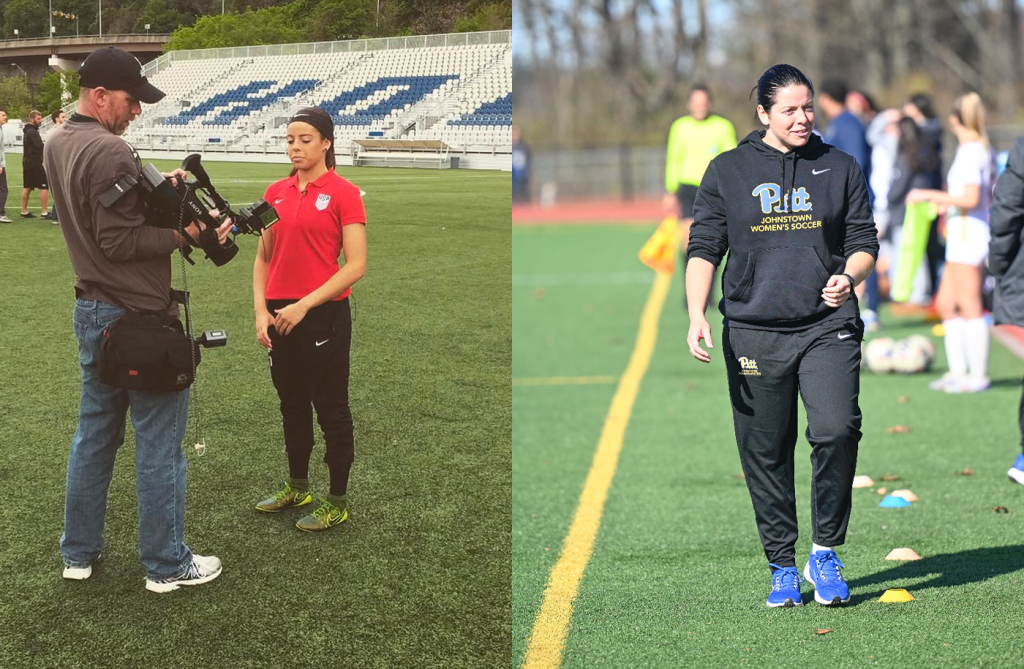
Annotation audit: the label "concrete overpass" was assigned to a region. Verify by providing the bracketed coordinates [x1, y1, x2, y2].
[0, 34, 168, 82]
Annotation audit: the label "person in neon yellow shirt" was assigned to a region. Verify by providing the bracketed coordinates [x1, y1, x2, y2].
[665, 85, 737, 302]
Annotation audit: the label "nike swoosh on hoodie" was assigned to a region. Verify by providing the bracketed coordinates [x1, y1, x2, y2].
[686, 130, 878, 330]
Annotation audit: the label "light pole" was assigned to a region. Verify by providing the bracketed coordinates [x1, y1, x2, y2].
[145, 23, 150, 36]
[13, 29, 18, 41]
[99, 0, 102, 37]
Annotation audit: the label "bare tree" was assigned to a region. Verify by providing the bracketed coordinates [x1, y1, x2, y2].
[514, 0, 1024, 149]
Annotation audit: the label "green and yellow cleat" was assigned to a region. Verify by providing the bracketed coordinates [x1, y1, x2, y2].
[296, 499, 348, 532]
[255, 483, 313, 513]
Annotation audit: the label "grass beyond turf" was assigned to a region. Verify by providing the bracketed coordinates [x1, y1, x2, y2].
[514, 224, 1024, 668]
[0, 162, 510, 668]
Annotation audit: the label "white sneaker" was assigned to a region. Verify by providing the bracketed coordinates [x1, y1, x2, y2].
[945, 376, 990, 394]
[63, 553, 100, 580]
[0, 215, 11, 223]
[145, 554, 222, 593]
[928, 373, 962, 391]
[1008, 454, 1024, 485]
[62, 564, 93, 580]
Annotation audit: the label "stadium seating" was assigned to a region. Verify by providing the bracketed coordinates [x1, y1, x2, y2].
[122, 34, 512, 154]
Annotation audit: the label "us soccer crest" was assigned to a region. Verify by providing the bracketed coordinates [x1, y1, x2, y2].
[315, 194, 331, 211]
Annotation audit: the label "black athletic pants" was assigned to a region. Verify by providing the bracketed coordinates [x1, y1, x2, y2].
[0, 168, 9, 215]
[268, 298, 354, 494]
[723, 316, 863, 567]
[1018, 378, 1024, 453]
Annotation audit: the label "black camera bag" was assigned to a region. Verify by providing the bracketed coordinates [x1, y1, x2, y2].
[99, 311, 200, 393]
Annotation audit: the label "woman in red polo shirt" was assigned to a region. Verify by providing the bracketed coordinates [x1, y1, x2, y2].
[252, 107, 367, 532]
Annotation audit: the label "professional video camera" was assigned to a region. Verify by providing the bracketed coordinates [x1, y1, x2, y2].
[130, 154, 279, 266]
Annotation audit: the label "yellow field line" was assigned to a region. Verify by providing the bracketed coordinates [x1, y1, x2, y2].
[522, 271, 673, 669]
[513, 376, 619, 386]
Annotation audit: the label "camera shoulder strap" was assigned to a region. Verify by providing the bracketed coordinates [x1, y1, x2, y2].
[99, 174, 139, 208]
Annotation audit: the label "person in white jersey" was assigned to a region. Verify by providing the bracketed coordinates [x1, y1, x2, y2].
[906, 92, 996, 393]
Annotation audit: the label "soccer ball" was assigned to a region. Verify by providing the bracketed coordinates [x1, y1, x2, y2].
[903, 334, 936, 364]
[891, 338, 932, 374]
[864, 337, 896, 373]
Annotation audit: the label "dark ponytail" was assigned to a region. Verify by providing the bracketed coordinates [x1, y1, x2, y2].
[750, 64, 814, 119]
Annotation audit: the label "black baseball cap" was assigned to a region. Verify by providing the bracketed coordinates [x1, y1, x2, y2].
[78, 47, 165, 104]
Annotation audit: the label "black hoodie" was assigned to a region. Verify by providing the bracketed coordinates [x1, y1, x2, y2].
[687, 130, 878, 330]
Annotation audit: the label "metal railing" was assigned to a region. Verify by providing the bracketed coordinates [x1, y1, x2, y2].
[149, 30, 511, 73]
[0, 33, 168, 48]
[532, 146, 666, 201]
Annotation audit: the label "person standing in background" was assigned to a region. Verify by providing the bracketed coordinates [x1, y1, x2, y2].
[47, 109, 67, 224]
[907, 93, 996, 394]
[664, 85, 737, 303]
[818, 80, 870, 177]
[988, 135, 1024, 483]
[512, 125, 530, 205]
[819, 81, 877, 328]
[21, 110, 53, 221]
[904, 93, 943, 158]
[887, 117, 943, 305]
[0, 108, 10, 224]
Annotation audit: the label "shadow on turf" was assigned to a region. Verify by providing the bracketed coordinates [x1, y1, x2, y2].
[846, 545, 1024, 605]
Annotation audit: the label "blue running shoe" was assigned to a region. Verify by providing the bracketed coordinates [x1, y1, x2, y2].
[766, 564, 804, 608]
[803, 550, 850, 606]
[1009, 454, 1024, 485]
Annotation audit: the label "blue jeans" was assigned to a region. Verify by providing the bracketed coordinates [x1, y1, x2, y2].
[61, 298, 193, 579]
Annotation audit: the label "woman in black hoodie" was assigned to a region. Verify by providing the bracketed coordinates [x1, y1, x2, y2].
[685, 65, 878, 608]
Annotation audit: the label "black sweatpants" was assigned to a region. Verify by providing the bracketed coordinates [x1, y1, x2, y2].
[1018, 379, 1024, 453]
[0, 168, 9, 215]
[723, 316, 863, 567]
[268, 298, 354, 494]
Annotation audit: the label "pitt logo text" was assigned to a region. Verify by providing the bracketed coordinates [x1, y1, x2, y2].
[752, 183, 812, 214]
[738, 357, 761, 376]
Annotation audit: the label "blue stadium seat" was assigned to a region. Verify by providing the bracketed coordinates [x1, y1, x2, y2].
[324, 75, 459, 126]
[161, 79, 320, 127]
[446, 93, 512, 127]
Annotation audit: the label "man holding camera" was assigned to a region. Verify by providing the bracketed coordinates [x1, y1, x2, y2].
[45, 47, 232, 593]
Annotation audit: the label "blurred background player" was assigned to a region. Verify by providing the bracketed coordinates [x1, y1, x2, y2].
[887, 117, 942, 306]
[47, 110, 67, 224]
[664, 85, 736, 304]
[904, 93, 944, 158]
[512, 125, 530, 205]
[20, 110, 52, 221]
[987, 134, 1024, 482]
[819, 80, 879, 329]
[908, 93, 996, 393]
[0, 108, 10, 223]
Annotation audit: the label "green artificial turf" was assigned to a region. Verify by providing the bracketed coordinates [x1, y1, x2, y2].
[514, 224, 1024, 668]
[0, 162, 510, 668]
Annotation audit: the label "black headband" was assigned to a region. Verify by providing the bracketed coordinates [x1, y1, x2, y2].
[288, 112, 334, 142]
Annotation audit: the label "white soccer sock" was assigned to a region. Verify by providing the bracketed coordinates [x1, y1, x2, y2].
[943, 318, 968, 377]
[812, 543, 833, 554]
[963, 316, 990, 379]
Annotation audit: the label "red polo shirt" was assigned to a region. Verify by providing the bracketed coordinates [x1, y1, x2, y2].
[263, 169, 366, 301]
